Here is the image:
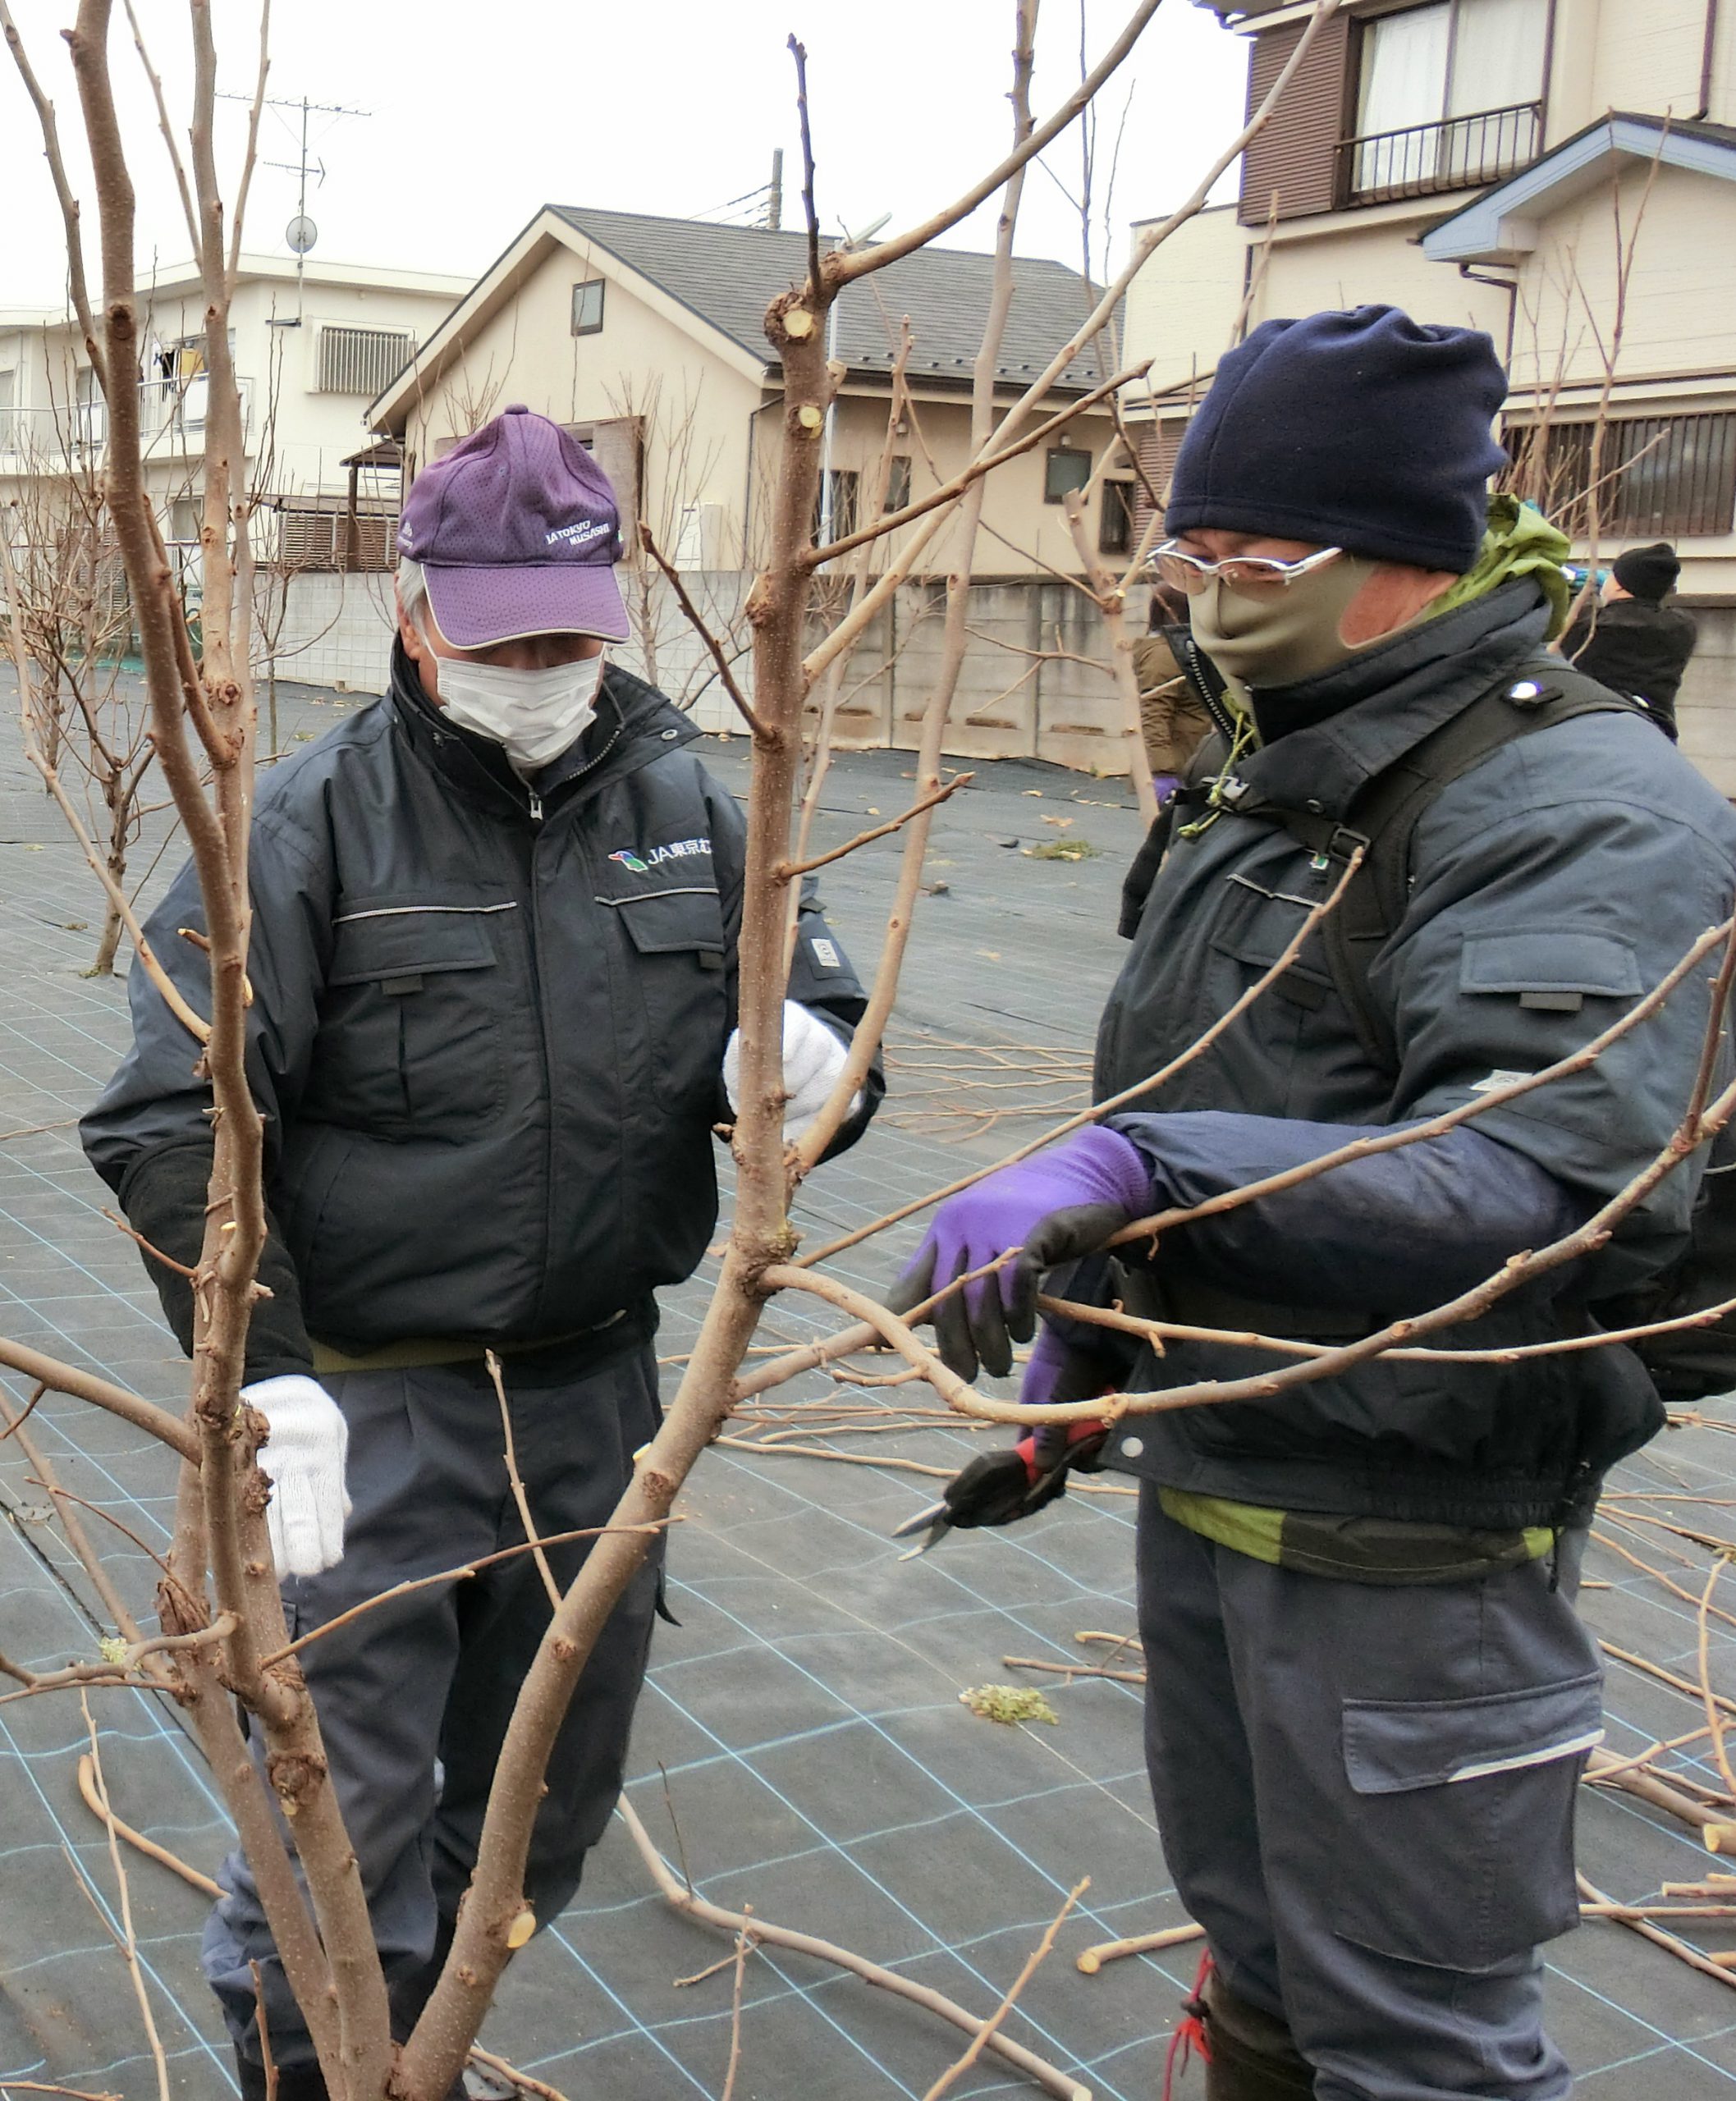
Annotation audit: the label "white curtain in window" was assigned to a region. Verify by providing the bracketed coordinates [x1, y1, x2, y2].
[1358, 4, 1451, 135]
[1449, 0, 1548, 114]
[1357, 3, 1450, 190]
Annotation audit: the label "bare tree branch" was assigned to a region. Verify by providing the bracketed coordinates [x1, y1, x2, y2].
[639, 524, 769, 738]
[775, 773, 972, 879]
[831, 0, 1161, 286]
[616, 1797, 1092, 2099]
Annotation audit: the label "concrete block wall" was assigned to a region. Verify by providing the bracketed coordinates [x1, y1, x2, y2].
[260, 571, 399, 695]
[261, 567, 1145, 774]
[259, 570, 1736, 802]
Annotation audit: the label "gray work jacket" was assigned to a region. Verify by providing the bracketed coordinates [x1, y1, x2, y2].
[83, 655, 877, 1369]
[1097, 583, 1736, 1527]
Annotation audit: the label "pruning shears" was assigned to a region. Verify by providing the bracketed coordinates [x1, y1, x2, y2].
[890, 1426, 1109, 1558]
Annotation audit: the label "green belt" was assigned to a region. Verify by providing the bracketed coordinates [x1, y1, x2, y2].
[311, 1308, 627, 1375]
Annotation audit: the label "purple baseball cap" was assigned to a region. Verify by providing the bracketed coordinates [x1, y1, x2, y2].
[396, 405, 630, 646]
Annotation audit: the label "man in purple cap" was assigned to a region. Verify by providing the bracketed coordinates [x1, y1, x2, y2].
[82, 405, 881, 2098]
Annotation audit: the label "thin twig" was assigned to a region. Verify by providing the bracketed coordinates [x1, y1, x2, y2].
[616, 1797, 1090, 2099]
[1578, 1871, 1736, 1989]
[1003, 1655, 1145, 1685]
[639, 525, 769, 739]
[257, 1520, 677, 1668]
[488, 1351, 562, 1612]
[1076, 1920, 1202, 1975]
[250, 1961, 278, 2101]
[0, 1336, 199, 1463]
[776, 775, 973, 879]
[721, 1906, 753, 2101]
[79, 1696, 171, 2101]
[76, 1753, 222, 1897]
[920, 1877, 1088, 2101]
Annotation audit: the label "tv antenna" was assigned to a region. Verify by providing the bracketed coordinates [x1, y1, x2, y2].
[218, 89, 370, 322]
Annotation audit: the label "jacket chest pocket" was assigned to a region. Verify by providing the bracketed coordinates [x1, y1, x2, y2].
[609, 886, 729, 1108]
[1210, 877, 1335, 1013]
[317, 902, 514, 1137]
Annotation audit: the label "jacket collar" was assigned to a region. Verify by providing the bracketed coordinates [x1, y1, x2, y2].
[386, 642, 701, 821]
[1234, 581, 1552, 821]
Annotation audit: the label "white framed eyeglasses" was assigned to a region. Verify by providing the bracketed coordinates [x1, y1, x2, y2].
[1154, 540, 1344, 595]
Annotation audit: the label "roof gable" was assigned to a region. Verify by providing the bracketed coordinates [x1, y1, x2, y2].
[1422, 113, 1736, 264]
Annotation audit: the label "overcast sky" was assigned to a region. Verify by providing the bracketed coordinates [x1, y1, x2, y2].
[0, 0, 1248, 307]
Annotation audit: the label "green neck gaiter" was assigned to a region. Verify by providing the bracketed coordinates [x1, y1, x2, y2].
[1188, 555, 1381, 691]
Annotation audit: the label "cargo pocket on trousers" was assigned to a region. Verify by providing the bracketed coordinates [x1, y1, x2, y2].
[1329, 1671, 1605, 1971]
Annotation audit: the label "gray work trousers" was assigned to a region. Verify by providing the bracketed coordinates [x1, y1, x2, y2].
[1135, 1487, 1603, 2101]
[203, 1343, 664, 2075]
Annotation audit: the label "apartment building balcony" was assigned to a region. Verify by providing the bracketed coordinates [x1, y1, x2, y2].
[0, 374, 255, 474]
[1339, 101, 1543, 206]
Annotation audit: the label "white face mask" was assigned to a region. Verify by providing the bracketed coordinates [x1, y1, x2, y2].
[436, 653, 605, 774]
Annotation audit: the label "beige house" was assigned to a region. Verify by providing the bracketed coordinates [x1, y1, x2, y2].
[368, 205, 1126, 585]
[1, 254, 469, 575]
[1123, 0, 1736, 781]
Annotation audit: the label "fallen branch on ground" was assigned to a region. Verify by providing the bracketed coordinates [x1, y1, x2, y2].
[616, 1797, 1091, 2100]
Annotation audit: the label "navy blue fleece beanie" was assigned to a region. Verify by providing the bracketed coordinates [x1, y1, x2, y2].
[1166, 306, 1509, 573]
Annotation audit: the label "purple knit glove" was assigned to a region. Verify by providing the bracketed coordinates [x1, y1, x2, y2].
[1152, 773, 1180, 805]
[1023, 1320, 1118, 1471]
[885, 1127, 1151, 1380]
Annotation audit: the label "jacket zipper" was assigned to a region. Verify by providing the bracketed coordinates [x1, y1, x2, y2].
[524, 823, 561, 1328]
[1178, 631, 1239, 742]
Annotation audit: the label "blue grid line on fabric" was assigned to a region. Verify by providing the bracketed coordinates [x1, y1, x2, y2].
[643, 1568, 1136, 2094]
[0, 1697, 236, 2094]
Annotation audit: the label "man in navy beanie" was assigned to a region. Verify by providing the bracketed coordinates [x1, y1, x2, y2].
[891, 309, 1736, 2099]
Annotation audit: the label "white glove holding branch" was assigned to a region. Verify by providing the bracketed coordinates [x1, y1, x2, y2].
[723, 1000, 859, 1142]
[243, 1375, 351, 1578]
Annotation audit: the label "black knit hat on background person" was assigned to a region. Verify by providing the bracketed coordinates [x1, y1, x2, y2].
[1165, 305, 1509, 574]
[1613, 542, 1681, 602]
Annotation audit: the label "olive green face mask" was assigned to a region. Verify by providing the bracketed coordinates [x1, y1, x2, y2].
[1187, 553, 1381, 691]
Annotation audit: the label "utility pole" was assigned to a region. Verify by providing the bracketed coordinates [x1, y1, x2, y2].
[766, 149, 783, 231]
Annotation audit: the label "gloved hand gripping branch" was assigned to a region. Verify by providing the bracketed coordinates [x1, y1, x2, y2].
[886, 1129, 1152, 1548]
[242, 1375, 351, 1577]
[884, 1126, 1153, 1380]
[723, 1000, 861, 1143]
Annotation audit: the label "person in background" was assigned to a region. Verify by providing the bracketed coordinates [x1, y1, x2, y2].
[1134, 579, 1218, 803]
[1559, 540, 1698, 739]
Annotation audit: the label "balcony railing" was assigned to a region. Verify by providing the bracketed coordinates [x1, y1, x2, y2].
[0, 375, 254, 472]
[1339, 102, 1541, 204]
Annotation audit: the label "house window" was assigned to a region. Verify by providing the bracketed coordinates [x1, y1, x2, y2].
[1347, 0, 1547, 201]
[1044, 446, 1092, 504]
[317, 326, 415, 396]
[571, 280, 606, 336]
[1100, 480, 1136, 556]
[814, 469, 860, 546]
[886, 454, 913, 513]
[1513, 412, 1736, 540]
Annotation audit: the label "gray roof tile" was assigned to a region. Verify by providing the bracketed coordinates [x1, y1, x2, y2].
[549, 204, 1113, 392]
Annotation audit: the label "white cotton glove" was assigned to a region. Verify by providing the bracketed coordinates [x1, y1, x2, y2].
[723, 999, 859, 1142]
[242, 1375, 351, 1578]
